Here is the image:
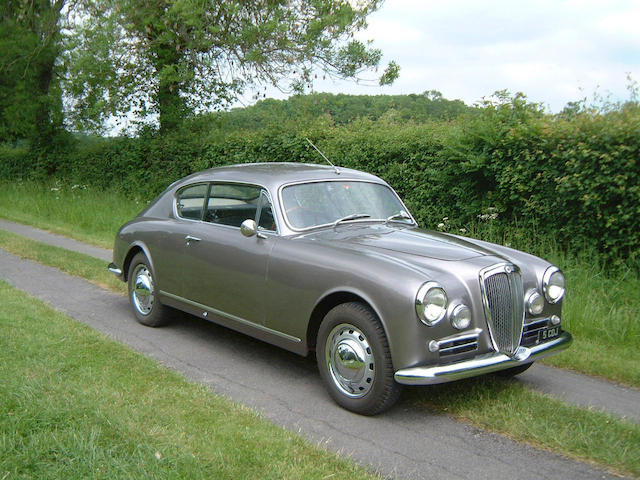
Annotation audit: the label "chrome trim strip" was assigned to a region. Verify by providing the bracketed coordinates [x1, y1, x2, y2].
[107, 263, 122, 276]
[159, 290, 301, 343]
[394, 331, 572, 385]
[431, 328, 482, 349]
[439, 342, 478, 355]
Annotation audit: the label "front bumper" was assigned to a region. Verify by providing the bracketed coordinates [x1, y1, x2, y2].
[394, 331, 572, 385]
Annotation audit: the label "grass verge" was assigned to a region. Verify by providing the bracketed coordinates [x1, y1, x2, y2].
[0, 229, 125, 294]
[410, 377, 640, 477]
[0, 280, 377, 479]
[0, 180, 140, 248]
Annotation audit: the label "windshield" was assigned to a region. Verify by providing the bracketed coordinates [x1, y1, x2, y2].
[281, 181, 413, 230]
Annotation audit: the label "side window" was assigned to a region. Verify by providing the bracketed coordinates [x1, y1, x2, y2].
[257, 191, 277, 232]
[176, 184, 208, 220]
[205, 183, 261, 228]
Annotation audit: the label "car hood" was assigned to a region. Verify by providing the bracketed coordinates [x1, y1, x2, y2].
[297, 224, 496, 261]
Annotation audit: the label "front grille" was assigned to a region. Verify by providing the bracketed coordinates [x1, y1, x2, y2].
[480, 264, 524, 356]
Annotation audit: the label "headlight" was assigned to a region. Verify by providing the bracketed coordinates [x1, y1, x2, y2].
[450, 304, 471, 330]
[543, 266, 565, 304]
[526, 291, 545, 315]
[416, 282, 448, 326]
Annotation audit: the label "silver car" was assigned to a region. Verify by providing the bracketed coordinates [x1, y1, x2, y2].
[108, 162, 572, 415]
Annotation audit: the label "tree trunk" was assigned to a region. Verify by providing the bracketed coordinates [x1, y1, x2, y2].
[154, 43, 187, 134]
[29, 0, 65, 168]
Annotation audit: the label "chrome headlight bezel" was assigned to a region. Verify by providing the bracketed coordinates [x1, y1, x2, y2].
[525, 290, 545, 315]
[542, 266, 565, 304]
[450, 304, 472, 330]
[416, 282, 448, 326]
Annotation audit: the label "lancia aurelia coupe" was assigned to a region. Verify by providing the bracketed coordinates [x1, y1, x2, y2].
[108, 163, 572, 415]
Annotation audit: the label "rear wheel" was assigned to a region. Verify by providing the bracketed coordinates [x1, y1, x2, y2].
[127, 252, 171, 327]
[316, 302, 401, 415]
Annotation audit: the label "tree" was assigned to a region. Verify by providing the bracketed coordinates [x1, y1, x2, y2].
[65, 0, 398, 133]
[0, 0, 65, 151]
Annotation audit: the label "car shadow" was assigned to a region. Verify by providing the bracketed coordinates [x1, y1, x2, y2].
[158, 308, 516, 417]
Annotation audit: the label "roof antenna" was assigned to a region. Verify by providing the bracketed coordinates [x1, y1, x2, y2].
[305, 137, 340, 175]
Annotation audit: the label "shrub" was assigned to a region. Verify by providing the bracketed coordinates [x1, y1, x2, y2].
[1, 95, 638, 263]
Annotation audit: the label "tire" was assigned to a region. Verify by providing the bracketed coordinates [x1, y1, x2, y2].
[495, 361, 534, 377]
[316, 302, 402, 415]
[127, 252, 171, 327]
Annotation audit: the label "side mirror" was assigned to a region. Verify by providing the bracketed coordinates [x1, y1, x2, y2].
[240, 219, 258, 237]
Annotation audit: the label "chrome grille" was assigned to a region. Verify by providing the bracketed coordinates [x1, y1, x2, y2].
[480, 264, 524, 356]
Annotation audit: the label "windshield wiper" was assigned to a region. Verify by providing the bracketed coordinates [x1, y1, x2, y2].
[386, 211, 412, 224]
[333, 213, 371, 227]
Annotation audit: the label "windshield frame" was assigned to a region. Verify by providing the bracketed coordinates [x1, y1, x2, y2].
[278, 178, 417, 233]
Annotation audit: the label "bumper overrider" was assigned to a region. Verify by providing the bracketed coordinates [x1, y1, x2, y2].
[394, 331, 572, 385]
[108, 262, 123, 277]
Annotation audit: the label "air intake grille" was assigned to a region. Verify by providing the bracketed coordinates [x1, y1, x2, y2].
[481, 265, 524, 356]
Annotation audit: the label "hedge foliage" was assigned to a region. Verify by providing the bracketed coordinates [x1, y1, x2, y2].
[1, 94, 639, 264]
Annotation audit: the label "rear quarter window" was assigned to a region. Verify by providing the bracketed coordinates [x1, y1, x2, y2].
[176, 184, 208, 220]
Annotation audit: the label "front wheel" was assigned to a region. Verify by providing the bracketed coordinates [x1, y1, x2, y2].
[316, 302, 401, 415]
[127, 252, 171, 327]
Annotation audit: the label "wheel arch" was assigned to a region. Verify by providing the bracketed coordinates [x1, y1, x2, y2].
[122, 242, 155, 282]
[306, 289, 389, 353]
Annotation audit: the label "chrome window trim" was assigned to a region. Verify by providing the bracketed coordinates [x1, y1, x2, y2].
[173, 180, 281, 235]
[159, 290, 301, 343]
[277, 178, 417, 233]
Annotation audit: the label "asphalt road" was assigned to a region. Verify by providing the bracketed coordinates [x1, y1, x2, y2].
[0, 244, 636, 479]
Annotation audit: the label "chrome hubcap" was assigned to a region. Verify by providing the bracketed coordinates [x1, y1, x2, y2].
[132, 265, 154, 315]
[326, 323, 375, 398]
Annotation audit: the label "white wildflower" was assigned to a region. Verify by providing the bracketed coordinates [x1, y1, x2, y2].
[459, 228, 467, 233]
[437, 223, 445, 229]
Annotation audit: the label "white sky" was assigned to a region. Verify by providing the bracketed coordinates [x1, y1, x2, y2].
[256, 0, 640, 111]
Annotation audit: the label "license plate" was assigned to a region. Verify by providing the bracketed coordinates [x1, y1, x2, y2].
[538, 326, 560, 342]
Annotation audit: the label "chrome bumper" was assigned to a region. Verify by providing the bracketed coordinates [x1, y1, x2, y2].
[394, 331, 572, 386]
[108, 262, 122, 277]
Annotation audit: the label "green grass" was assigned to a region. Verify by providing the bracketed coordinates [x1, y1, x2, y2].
[0, 180, 638, 386]
[409, 377, 640, 477]
[0, 280, 377, 479]
[0, 229, 126, 294]
[0, 180, 141, 248]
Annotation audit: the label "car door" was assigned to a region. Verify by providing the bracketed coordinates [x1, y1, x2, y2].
[151, 182, 209, 298]
[180, 183, 277, 326]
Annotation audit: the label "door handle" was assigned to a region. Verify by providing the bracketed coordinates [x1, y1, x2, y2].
[185, 235, 201, 243]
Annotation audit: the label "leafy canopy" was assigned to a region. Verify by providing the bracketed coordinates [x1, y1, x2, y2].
[64, 0, 399, 132]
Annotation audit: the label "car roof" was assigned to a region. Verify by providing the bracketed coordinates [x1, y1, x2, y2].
[176, 162, 387, 191]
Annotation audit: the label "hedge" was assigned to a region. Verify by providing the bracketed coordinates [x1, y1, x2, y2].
[1, 96, 638, 263]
